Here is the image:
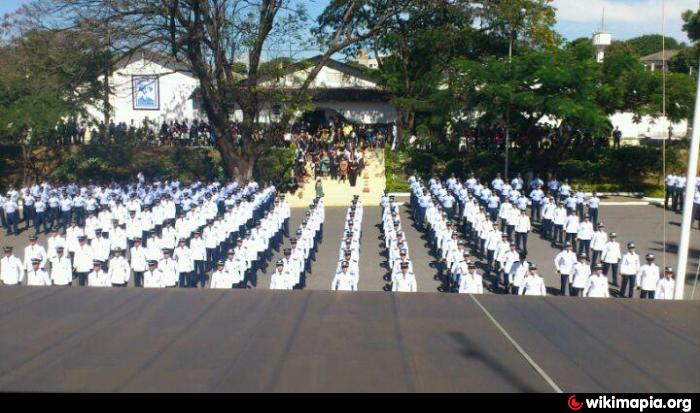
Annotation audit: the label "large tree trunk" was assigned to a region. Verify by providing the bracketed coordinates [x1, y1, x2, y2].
[395, 107, 415, 147]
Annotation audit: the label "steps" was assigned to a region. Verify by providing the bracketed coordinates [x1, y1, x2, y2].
[286, 148, 385, 208]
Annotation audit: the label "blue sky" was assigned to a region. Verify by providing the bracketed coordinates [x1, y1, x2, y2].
[1, 0, 696, 43]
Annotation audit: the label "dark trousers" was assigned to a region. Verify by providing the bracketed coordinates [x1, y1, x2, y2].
[541, 219, 551, 238]
[531, 204, 541, 222]
[48, 207, 59, 229]
[565, 233, 577, 251]
[553, 225, 564, 246]
[560, 273, 569, 296]
[60, 210, 72, 229]
[603, 262, 618, 285]
[578, 239, 591, 257]
[591, 250, 602, 267]
[620, 275, 636, 298]
[571, 287, 583, 297]
[74, 207, 85, 227]
[0, 209, 6, 229]
[23, 205, 35, 229]
[75, 271, 88, 286]
[515, 232, 528, 253]
[589, 208, 599, 226]
[34, 211, 48, 234]
[133, 271, 144, 287]
[5, 211, 19, 235]
[194, 260, 206, 287]
[179, 272, 190, 287]
[640, 290, 655, 299]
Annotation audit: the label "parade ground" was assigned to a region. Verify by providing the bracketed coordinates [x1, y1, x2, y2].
[0, 201, 699, 392]
[0, 287, 697, 392]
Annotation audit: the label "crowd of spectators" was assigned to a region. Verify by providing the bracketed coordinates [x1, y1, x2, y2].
[286, 118, 393, 188]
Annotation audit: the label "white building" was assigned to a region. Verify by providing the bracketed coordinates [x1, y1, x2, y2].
[91, 52, 396, 127]
[88, 51, 201, 126]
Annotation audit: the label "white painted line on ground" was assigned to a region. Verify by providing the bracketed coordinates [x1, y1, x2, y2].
[469, 294, 564, 393]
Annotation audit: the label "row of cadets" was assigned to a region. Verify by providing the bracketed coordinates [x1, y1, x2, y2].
[331, 195, 363, 291]
[378, 195, 417, 292]
[270, 197, 324, 290]
[332, 196, 362, 291]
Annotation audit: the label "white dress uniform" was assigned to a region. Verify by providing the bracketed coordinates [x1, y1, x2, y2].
[23, 244, 47, 270]
[570, 262, 591, 292]
[27, 268, 51, 286]
[637, 263, 660, 292]
[1, 254, 24, 285]
[159, 257, 178, 287]
[331, 269, 358, 291]
[393, 271, 417, 292]
[585, 273, 610, 298]
[210, 268, 233, 289]
[655, 277, 675, 300]
[108, 255, 131, 285]
[270, 268, 294, 290]
[143, 268, 163, 288]
[49, 255, 73, 285]
[88, 268, 111, 287]
[519, 274, 546, 296]
[458, 271, 484, 294]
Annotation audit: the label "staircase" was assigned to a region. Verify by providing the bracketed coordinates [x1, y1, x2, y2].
[286, 148, 386, 208]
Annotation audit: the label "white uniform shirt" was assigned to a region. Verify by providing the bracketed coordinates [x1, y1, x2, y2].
[519, 274, 546, 296]
[49, 255, 73, 285]
[637, 263, 660, 291]
[393, 271, 417, 292]
[585, 274, 609, 298]
[655, 278, 675, 299]
[1, 255, 24, 285]
[27, 268, 51, 286]
[458, 271, 483, 294]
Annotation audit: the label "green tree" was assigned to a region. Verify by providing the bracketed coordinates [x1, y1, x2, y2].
[0, 29, 104, 183]
[623, 34, 684, 57]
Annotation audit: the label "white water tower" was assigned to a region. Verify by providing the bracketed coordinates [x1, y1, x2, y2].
[592, 8, 611, 63]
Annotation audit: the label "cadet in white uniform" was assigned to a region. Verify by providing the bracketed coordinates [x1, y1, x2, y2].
[159, 248, 178, 288]
[457, 261, 483, 294]
[49, 246, 73, 286]
[637, 253, 659, 299]
[270, 259, 294, 290]
[619, 243, 640, 298]
[569, 253, 591, 297]
[519, 262, 546, 296]
[1, 246, 24, 285]
[27, 257, 51, 286]
[108, 247, 131, 287]
[210, 260, 233, 289]
[554, 242, 577, 296]
[585, 264, 609, 298]
[655, 267, 675, 300]
[88, 260, 110, 287]
[331, 260, 358, 291]
[143, 260, 163, 288]
[393, 261, 417, 293]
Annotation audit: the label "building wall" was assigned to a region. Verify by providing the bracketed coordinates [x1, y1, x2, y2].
[610, 112, 687, 140]
[265, 65, 378, 89]
[87, 58, 200, 126]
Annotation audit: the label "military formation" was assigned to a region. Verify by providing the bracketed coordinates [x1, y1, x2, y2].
[409, 173, 680, 299]
[0, 171, 692, 299]
[1, 179, 292, 289]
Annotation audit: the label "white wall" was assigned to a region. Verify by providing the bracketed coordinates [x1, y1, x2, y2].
[87, 58, 200, 125]
[263, 65, 378, 89]
[609, 112, 687, 139]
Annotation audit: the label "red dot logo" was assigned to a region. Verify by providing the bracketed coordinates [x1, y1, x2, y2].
[568, 395, 583, 411]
